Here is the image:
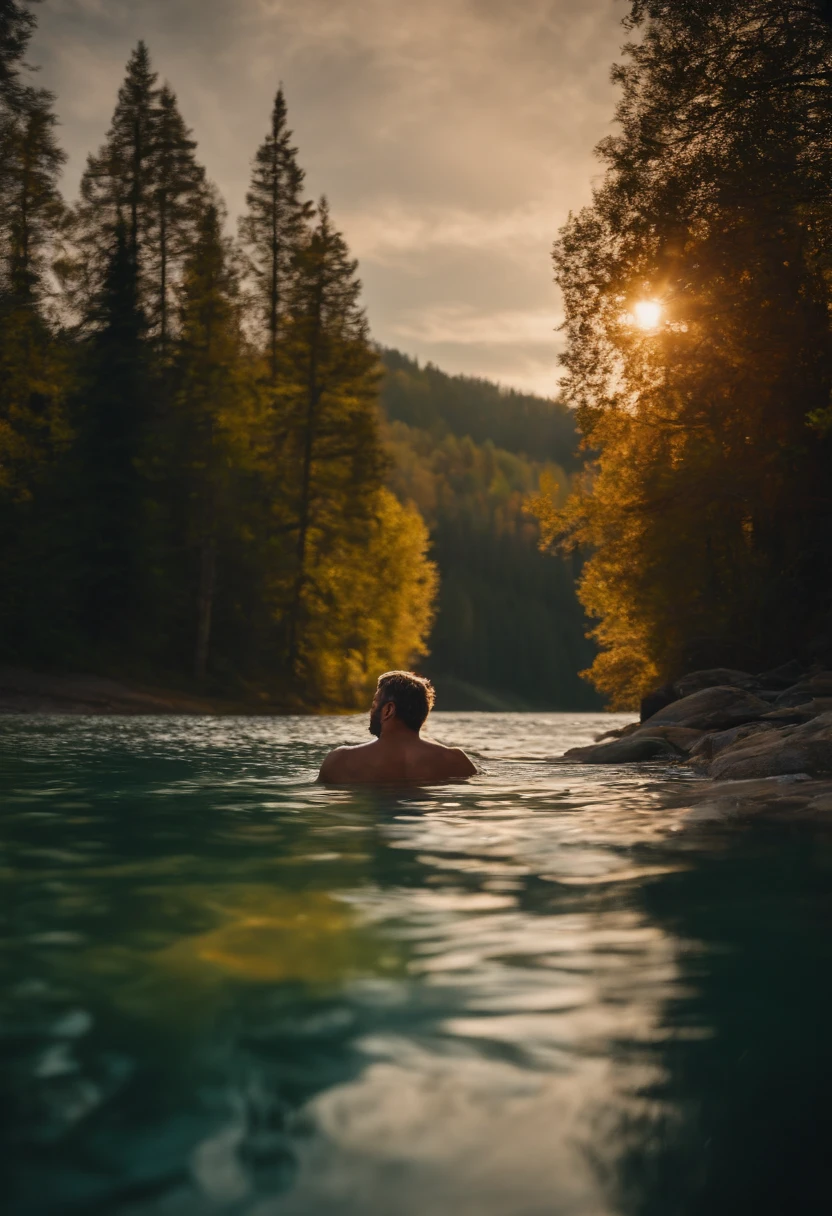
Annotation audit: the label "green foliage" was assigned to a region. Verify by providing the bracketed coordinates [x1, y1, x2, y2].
[72, 220, 150, 649]
[534, 0, 832, 708]
[238, 87, 312, 382]
[70, 43, 206, 344]
[0, 25, 437, 708]
[278, 199, 390, 693]
[151, 85, 207, 348]
[380, 347, 580, 470]
[385, 420, 599, 709]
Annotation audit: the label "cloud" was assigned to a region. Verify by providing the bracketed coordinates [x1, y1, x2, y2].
[30, 0, 624, 393]
[392, 303, 561, 348]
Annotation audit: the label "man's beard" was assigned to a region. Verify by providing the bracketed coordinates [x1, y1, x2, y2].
[369, 705, 382, 738]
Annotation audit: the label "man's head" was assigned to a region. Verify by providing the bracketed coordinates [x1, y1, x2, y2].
[369, 671, 436, 738]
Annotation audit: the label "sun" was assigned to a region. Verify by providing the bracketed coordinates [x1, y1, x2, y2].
[633, 300, 663, 330]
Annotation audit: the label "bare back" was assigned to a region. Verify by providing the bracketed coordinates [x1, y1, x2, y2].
[319, 733, 476, 785]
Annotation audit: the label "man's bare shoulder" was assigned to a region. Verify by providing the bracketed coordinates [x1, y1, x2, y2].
[318, 742, 376, 783]
[419, 738, 477, 778]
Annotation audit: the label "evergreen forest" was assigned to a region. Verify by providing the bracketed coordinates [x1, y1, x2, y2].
[380, 352, 599, 709]
[0, 2, 594, 711]
[530, 0, 832, 708]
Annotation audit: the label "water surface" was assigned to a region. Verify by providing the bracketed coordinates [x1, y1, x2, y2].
[3, 712, 832, 1215]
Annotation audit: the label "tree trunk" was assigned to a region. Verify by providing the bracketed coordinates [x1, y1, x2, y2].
[194, 534, 216, 683]
[285, 308, 322, 680]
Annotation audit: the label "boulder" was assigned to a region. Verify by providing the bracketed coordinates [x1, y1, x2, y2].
[642, 684, 771, 732]
[800, 671, 832, 696]
[755, 659, 806, 690]
[643, 725, 704, 753]
[774, 688, 816, 708]
[563, 734, 684, 764]
[762, 698, 832, 725]
[594, 722, 642, 742]
[686, 775, 830, 823]
[639, 683, 676, 723]
[689, 720, 777, 763]
[707, 712, 832, 780]
[672, 667, 760, 700]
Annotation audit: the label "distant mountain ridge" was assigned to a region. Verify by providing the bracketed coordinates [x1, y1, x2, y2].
[379, 349, 600, 711]
[379, 348, 581, 471]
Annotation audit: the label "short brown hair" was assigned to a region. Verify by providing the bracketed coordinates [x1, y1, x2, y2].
[377, 671, 435, 732]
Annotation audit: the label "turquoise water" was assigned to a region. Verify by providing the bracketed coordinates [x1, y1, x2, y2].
[3, 712, 832, 1215]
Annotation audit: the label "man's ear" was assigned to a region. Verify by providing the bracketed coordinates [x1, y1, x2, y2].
[382, 701, 396, 722]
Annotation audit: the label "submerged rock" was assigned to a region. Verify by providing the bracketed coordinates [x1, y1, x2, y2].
[686, 774, 832, 823]
[563, 734, 685, 764]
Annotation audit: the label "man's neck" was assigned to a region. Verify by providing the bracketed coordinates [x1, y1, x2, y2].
[379, 722, 420, 745]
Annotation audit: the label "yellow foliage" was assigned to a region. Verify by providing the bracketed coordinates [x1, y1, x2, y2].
[300, 487, 438, 708]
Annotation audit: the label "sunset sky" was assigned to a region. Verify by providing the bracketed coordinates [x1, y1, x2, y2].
[33, 0, 624, 395]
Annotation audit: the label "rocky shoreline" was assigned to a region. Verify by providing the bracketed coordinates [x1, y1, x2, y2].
[564, 663, 832, 787]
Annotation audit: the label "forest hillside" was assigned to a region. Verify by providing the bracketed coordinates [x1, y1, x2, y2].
[379, 352, 600, 710]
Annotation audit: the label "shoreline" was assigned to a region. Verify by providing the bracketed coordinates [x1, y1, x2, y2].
[0, 666, 291, 717]
[560, 663, 832, 815]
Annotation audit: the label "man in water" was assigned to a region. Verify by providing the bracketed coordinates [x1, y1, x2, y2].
[318, 670, 477, 784]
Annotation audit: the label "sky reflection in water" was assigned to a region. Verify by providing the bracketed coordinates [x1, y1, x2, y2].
[2, 712, 832, 1215]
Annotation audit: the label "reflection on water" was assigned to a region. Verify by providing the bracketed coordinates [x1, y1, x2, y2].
[2, 712, 832, 1214]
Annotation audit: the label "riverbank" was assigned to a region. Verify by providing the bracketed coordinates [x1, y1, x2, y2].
[564, 663, 832, 786]
[0, 667, 272, 716]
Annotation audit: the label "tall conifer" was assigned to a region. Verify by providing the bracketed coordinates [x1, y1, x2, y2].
[75, 43, 158, 295]
[170, 199, 257, 681]
[74, 221, 148, 647]
[239, 87, 311, 382]
[0, 1, 67, 507]
[150, 84, 206, 350]
[279, 198, 385, 683]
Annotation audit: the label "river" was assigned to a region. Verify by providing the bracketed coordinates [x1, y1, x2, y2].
[2, 711, 832, 1214]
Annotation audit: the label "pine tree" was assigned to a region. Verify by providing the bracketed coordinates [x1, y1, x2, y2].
[239, 87, 311, 382]
[0, 0, 38, 224]
[278, 198, 386, 686]
[74, 42, 158, 306]
[168, 199, 260, 682]
[0, 1, 68, 657]
[3, 91, 65, 302]
[0, 81, 67, 503]
[150, 84, 206, 350]
[74, 220, 149, 649]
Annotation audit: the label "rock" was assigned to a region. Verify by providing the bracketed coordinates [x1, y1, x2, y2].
[774, 675, 832, 707]
[639, 683, 676, 723]
[594, 722, 642, 742]
[640, 725, 704, 753]
[802, 672, 832, 696]
[774, 688, 816, 708]
[563, 734, 684, 763]
[672, 667, 760, 699]
[642, 685, 771, 732]
[686, 775, 829, 824]
[762, 698, 832, 724]
[707, 712, 832, 780]
[755, 659, 806, 690]
[754, 690, 782, 703]
[689, 720, 777, 762]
